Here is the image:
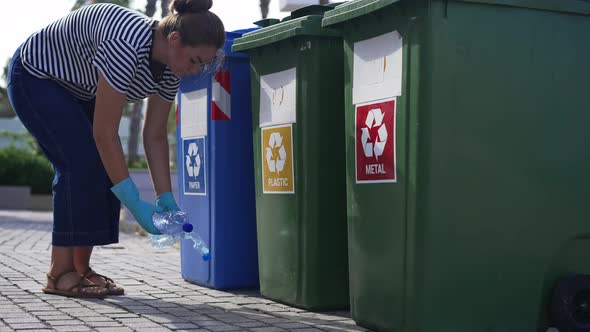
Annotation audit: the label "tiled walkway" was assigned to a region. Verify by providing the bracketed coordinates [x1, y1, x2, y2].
[0, 210, 367, 332]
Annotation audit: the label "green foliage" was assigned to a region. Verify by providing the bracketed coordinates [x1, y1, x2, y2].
[121, 103, 134, 117]
[128, 156, 148, 169]
[0, 146, 54, 194]
[0, 131, 53, 194]
[0, 130, 40, 152]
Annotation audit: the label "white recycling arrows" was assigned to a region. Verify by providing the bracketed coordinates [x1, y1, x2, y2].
[361, 108, 388, 159]
[185, 142, 201, 177]
[265, 132, 287, 174]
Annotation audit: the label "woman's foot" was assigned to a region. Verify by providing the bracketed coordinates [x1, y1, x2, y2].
[80, 267, 125, 295]
[42, 271, 109, 298]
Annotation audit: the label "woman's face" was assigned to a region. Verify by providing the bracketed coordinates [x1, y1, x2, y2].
[167, 32, 219, 78]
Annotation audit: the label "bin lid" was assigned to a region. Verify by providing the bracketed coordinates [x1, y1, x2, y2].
[323, 0, 590, 27]
[232, 5, 340, 53]
[224, 28, 259, 58]
[322, 0, 398, 27]
[253, 18, 281, 27]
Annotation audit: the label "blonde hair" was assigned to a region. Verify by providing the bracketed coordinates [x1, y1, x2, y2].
[159, 0, 225, 50]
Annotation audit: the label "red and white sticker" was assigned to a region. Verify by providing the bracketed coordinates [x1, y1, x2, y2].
[212, 70, 231, 120]
[355, 98, 396, 183]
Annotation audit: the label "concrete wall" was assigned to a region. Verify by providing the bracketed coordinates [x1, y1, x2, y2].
[0, 186, 31, 210]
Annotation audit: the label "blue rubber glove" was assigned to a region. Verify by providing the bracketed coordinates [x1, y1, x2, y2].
[111, 177, 162, 235]
[155, 192, 179, 212]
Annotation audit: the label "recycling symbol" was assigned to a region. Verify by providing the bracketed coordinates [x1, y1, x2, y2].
[360, 108, 388, 159]
[265, 132, 287, 174]
[185, 142, 201, 178]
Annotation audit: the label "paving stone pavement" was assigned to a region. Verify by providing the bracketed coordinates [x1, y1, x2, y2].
[0, 210, 369, 332]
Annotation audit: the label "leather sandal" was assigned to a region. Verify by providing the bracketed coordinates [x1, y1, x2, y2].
[42, 271, 108, 298]
[81, 267, 125, 296]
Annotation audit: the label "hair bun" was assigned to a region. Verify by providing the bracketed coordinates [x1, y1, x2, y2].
[170, 0, 213, 15]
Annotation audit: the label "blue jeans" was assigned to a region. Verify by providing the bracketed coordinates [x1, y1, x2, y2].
[6, 46, 120, 246]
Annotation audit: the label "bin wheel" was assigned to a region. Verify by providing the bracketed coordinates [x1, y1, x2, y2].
[550, 274, 590, 332]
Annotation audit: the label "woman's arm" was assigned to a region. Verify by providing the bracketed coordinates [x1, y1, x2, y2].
[143, 94, 174, 196]
[94, 73, 163, 234]
[93, 73, 129, 184]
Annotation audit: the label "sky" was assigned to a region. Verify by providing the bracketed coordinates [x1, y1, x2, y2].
[0, 0, 329, 86]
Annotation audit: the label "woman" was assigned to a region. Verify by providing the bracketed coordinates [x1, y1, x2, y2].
[6, 0, 225, 297]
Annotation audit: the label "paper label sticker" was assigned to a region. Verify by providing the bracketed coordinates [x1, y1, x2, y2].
[183, 137, 207, 195]
[355, 99, 396, 184]
[180, 88, 208, 138]
[261, 124, 295, 194]
[260, 68, 297, 127]
[353, 31, 403, 105]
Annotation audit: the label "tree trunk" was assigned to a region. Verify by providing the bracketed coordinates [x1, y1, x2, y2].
[260, 0, 270, 19]
[145, 0, 157, 17]
[161, 0, 169, 17]
[127, 0, 169, 166]
[127, 101, 143, 165]
[146, 0, 168, 17]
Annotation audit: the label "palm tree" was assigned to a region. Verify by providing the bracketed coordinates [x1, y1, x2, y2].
[70, 0, 146, 165]
[127, 0, 169, 166]
[260, 0, 271, 18]
[72, 0, 172, 166]
[145, 0, 169, 17]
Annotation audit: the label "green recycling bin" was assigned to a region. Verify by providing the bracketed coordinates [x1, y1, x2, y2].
[233, 5, 349, 310]
[322, 1, 590, 331]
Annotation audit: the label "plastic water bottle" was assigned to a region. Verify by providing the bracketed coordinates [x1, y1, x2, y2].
[151, 210, 211, 261]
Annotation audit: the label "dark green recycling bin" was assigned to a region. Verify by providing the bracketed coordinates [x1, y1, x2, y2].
[233, 5, 349, 310]
[322, 0, 590, 331]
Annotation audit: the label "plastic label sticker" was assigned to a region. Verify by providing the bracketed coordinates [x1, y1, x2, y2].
[180, 88, 208, 138]
[260, 68, 297, 127]
[355, 98, 396, 184]
[353, 31, 403, 105]
[261, 124, 294, 194]
[183, 137, 207, 195]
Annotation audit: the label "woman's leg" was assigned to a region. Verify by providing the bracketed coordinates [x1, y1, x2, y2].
[73, 246, 124, 294]
[69, 100, 125, 294]
[73, 246, 93, 274]
[50, 246, 75, 277]
[7, 47, 118, 295]
[45, 246, 108, 296]
[7, 49, 120, 246]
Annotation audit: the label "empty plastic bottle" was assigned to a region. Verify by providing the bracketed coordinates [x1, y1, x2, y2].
[151, 210, 211, 261]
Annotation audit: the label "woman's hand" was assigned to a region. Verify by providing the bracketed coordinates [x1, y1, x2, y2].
[156, 192, 179, 212]
[111, 177, 163, 235]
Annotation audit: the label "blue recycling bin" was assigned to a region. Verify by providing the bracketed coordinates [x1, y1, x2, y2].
[176, 28, 259, 290]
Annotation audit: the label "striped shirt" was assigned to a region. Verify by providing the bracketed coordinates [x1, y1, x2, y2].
[20, 3, 180, 103]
